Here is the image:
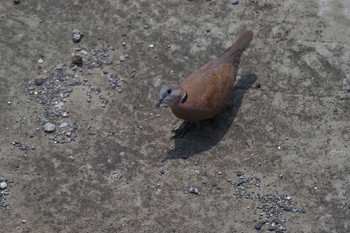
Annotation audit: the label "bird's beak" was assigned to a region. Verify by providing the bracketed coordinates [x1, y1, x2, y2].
[156, 97, 165, 108]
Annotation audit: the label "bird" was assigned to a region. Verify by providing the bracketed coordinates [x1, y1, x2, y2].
[156, 30, 254, 136]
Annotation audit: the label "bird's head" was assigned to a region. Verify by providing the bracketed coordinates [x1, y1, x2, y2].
[156, 83, 187, 107]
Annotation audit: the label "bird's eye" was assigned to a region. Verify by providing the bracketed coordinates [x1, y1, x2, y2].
[167, 89, 172, 94]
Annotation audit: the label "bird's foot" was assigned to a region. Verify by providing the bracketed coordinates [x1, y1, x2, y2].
[171, 121, 194, 138]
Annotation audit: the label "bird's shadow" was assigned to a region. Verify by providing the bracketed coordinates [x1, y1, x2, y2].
[162, 74, 257, 162]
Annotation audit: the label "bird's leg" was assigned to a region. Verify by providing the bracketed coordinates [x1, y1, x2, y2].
[171, 121, 194, 138]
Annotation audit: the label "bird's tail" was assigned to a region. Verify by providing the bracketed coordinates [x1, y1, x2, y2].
[216, 30, 254, 68]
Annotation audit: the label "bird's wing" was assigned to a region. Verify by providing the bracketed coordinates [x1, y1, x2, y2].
[199, 63, 235, 112]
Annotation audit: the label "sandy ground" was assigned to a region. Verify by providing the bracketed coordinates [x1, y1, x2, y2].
[0, 0, 350, 232]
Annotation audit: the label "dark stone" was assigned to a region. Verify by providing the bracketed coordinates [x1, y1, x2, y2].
[254, 220, 267, 230]
[159, 168, 165, 175]
[71, 53, 83, 65]
[35, 78, 45, 86]
[188, 187, 199, 195]
[72, 29, 83, 43]
[236, 178, 245, 186]
[268, 224, 277, 231]
[255, 81, 261, 89]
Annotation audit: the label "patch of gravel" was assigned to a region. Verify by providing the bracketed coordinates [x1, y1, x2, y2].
[232, 171, 305, 232]
[0, 179, 10, 210]
[26, 44, 119, 143]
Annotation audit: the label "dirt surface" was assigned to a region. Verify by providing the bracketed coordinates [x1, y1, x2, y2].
[1, 0, 350, 232]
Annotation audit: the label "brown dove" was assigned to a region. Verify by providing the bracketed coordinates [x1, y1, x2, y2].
[156, 30, 254, 133]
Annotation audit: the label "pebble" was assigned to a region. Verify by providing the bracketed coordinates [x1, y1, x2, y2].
[188, 186, 199, 195]
[255, 81, 261, 89]
[119, 55, 125, 62]
[38, 58, 44, 64]
[72, 29, 83, 43]
[0, 181, 8, 189]
[71, 53, 83, 65]
[267, 224, 277, 231]
[43, 122, 56, 133]
[236, 179, 245, 186]
[231, 0, 239, 5]
[34, 78, 45, 86]
[254, 220, 266, 230]
[159, 168, 165, 175]
[59, 122, 68, 128]
[21, 220, 27, 224]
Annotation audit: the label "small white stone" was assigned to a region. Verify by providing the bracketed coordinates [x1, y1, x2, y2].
[38, 58, 44, 64]
[43, 122, 56, 132]
[55, 102, 64, 108]
[0, 181, 8, 189]
[59, 122, 68, 128]
[149, 44, 154, 48]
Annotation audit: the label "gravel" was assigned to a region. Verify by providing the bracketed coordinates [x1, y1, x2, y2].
[232, 173, 305, 231]
[10, 140, 29, 151]
[26, 43, 118, 143]
[0, 180, 9, 209]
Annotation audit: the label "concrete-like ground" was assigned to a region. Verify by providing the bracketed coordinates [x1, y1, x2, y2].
[0, 0, 349, 232]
